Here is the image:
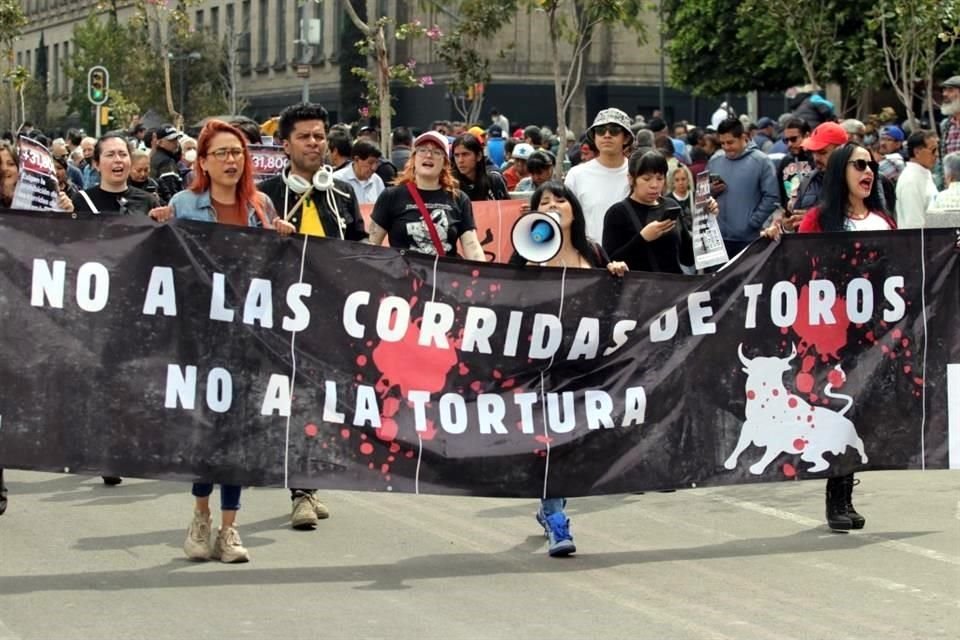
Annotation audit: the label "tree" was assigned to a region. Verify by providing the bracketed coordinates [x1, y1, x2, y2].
[422, 0, 517, 124]
[528, 1, 647, 148]
[869, 0, 960, 129]
[342, 2, 436, 153]
[338, 0, 367, 123]
[0, 0, 27, 132]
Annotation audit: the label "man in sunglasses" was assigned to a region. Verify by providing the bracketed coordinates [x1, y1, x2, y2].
[897, 130, 940, 228]
[775, 118, 813, 212]
[564, 107, 634, 242]
[788, 121, 849, 230]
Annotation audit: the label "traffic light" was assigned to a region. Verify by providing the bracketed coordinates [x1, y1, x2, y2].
[87, 66, 108, 105]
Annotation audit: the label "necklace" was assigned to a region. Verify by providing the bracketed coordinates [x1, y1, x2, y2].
[847, 207, 869, 220]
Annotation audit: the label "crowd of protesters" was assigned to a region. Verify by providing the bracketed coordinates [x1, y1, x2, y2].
[2, 74, 960, 560]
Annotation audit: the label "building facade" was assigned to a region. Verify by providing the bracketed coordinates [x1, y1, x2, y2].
[13, 1, 783, 133]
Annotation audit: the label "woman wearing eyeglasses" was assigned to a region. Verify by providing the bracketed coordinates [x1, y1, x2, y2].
[151, 119, 294, 563]
[366, 131, 485, 260]
[764, 142, 894, 532]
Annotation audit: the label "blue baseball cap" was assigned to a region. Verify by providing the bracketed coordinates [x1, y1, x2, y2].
[880, 125, 905, 142]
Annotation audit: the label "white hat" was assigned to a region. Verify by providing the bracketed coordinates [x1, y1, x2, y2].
[414, 131, 450, 157]
[512, 142, 535, 160]
[587, 108, 634, 141]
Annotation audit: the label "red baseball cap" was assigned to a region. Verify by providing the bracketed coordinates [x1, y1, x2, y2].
[802, 122, 848, 151]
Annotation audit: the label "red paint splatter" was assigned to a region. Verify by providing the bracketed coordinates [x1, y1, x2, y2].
[340, 428, 351, 439]
[470, 381, 483, 393]
[793, 285, 851, 358]
[801, 355, 816, 372]
[901, 338, 909, 348]
[780, 327, 789, 335]
[865, 331, 876, 343]
[405, 450, 415, 459]
[376, 418, 398, 442]
[783, 463, 797, 478]
[492, 369, 502, 379]
[827, 368, 845, 388]
[796, 373, 814, 393]
[747, 390, 757, 400]
[788, 397, 798, 408]
[389, 442, 401, 453]
[371, 317, 458, 397]
[380, 464, 390, 474]
[904, 365, 912, 374]
[451, 281, 460, 288]
[465, 289, 474, 298]
[854, 241, 862, 250]
[772, 388, 780, 396]
[793, 438, 806, 450]
[458, 363, 469, 375]
[501, 378, 516, 389]
[534, 435, 554, 444]
[356, 355, 367, 367]
[892, 329, 902, 339]
[360, 442, 374, 455]
[914, 377, 925, 386]
[472, 269, 480, 277]
[421, 419, 438, 441]
[304, 423, 318, 438]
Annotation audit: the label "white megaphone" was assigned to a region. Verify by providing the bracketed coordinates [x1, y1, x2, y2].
[511, 210, 563, 263]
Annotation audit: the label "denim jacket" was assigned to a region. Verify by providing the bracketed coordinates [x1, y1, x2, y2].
[169, 189, 277, 228]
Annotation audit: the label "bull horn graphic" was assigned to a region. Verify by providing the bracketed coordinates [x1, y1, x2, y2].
[738, 343, 752, 367]
[784, 342, 797, 362]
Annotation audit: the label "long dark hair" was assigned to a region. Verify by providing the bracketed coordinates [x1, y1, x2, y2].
[450, 133, 495, 200]
[818, 143, 886, 232]
[509, 181, 594, 265]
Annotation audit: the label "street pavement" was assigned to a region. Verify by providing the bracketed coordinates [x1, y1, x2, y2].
[0, 469, 957, 640]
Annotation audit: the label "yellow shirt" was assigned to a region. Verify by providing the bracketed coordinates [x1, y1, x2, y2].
[299, 196, 325, 237]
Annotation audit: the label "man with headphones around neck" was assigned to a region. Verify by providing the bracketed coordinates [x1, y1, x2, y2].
[259, 103, 367, 242]
[259, 103, 367, 530]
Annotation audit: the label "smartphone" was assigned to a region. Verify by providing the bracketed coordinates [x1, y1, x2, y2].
[709, 173, 725, 185]
[659, 206, 680, 222]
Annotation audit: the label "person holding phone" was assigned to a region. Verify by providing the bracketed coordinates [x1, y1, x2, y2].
[602, 150, 685, 272]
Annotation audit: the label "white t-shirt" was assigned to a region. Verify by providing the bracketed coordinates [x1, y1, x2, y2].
[846, 212, 893, 231]
[895, 162, 937, 228]
[564, 157, 629, 242]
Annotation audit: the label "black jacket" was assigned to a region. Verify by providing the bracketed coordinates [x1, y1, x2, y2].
[258, 174, 367, 241]
[149, 147, 183, 205]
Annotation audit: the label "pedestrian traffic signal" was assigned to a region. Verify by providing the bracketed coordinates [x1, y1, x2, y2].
[87, 66, 109, 106]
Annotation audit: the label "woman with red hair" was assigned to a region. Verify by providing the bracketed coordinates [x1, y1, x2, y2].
[366, 131, 485, 260]
[150, 119, 293, 563]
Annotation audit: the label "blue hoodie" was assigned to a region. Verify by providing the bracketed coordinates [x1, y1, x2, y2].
[707, 142, 779, 243]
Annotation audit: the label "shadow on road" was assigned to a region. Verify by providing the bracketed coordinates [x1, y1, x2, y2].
[1, 528, 930, 594]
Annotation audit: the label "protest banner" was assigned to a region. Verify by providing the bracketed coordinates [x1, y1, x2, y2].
[11, 136, 61, 211]
[0, 212, 956, 497]
[249, 144, 287, 183]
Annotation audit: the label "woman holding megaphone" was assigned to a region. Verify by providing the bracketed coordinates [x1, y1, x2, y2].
[508, 182, 627, 557]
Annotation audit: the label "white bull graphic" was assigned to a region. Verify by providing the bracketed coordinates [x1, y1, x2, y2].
[724, 344, 868, 475]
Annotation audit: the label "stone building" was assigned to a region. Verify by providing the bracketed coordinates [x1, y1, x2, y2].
[12, 1, 782, 132]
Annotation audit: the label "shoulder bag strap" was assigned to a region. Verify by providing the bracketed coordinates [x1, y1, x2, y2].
[405, 182, 445, 256]
[78, 190, 99, 214]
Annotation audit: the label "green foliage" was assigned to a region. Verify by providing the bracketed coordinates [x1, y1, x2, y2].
[0, 0, 26, 53]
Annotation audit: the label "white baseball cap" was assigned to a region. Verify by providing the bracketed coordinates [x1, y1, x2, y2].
[512, 143, 535, 160]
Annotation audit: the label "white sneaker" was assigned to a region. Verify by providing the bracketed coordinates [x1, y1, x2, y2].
[212, 526, 250, 563]
[183, 510, 212, 561]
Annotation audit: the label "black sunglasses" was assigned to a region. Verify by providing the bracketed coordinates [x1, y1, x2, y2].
[848, 159, 878, 173]
[594, 124, 626, 136]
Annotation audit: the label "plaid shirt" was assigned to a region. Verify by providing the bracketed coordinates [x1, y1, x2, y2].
[944, 116, 960, 155]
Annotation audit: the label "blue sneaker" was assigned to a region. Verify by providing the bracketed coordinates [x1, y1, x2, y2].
[536, 509, 576, 557]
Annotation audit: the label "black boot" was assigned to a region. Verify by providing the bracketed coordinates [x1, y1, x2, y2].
[0, 468, 7, 516]
[825, 476, 852, 531]
[842, 474, 866, 530]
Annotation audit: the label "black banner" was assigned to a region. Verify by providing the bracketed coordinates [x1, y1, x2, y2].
[1, 210, 957, 497]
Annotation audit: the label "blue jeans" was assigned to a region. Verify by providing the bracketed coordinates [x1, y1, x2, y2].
[191, 483, 242, 511]
[541, 498, 566, 516]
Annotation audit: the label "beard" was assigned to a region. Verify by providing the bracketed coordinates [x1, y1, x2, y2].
[943, 100, 960, 116]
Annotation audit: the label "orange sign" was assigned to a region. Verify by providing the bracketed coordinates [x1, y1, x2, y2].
[359, 199, 526, 264]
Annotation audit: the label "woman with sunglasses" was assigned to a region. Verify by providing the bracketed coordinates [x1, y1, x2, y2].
[151, 119, 294, 563]
[764, 142, 894, 532]
[366, 131, 485, 260]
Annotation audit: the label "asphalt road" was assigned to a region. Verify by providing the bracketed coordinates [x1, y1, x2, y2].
[0, 469, 958, 640]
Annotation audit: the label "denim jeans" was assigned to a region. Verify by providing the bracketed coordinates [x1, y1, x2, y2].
[540, 497, 566, 516]
[191, 483, 242, 511]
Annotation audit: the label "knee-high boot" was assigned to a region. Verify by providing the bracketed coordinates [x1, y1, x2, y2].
[842, 473, 865, 530]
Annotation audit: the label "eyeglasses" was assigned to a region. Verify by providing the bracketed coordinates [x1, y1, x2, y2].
[415, 146, 446, 158]
[208, 147, 245, 161]
[594, 124, 626, 137]
[847, 159, 877, 173]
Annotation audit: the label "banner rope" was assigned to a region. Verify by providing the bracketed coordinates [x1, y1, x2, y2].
[414, 252, 442, 495]
[540, 263, 568, 500]
[920, 228, 928, 470]
[283, 235, 310, 489]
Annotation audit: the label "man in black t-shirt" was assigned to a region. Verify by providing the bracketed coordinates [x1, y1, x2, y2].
[71, 133, 157, 216]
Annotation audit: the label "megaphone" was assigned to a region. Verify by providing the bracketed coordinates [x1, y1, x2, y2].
[511, 210, 563, 263]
